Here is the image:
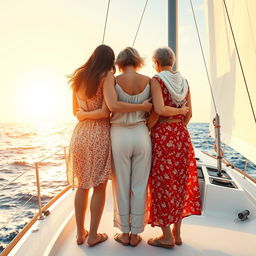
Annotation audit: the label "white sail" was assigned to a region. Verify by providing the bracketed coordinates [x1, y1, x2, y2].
[206, 0, 256, 164]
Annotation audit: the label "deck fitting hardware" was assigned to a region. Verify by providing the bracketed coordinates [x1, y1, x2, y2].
[238, 210, 250, 221]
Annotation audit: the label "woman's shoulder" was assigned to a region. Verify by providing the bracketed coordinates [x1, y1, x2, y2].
[104, 71, 115, 83]
[136, 73, 150, 84]
[106, 71, 115, 78]
[151, 75, 162, 84]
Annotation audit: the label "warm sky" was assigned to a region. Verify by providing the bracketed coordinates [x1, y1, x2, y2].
[0, 0, 209, 123]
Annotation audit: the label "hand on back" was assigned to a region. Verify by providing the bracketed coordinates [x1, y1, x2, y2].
[180, 102, 189, 116]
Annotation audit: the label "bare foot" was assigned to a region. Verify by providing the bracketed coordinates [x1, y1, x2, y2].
[154, 235, 174, 246]
[130, 234, 142, 247]
[147, 236, 174, 249]
[172, 230, 182, 245]
[114, 233, 130, 246]
[76, 229, 88, 245]
[87, 233, 108, 247]
[114, 233, 129, 245]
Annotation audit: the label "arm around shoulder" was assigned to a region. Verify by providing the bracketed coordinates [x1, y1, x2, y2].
[151, 78, 186, 116]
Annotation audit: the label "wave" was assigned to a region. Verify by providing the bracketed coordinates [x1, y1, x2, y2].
[11, 161, 32, 167]
[16, 193, 53, 203]
[9, 160, 62, 168]
[0, 204, 17, 210]
[37, 161, 61, 167]
[0, 169, 13, 174]
[4, 132, 37, 138]
[9, 146, 38, 150]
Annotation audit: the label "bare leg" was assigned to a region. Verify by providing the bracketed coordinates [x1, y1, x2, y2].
[87, 181, 108, 245]
[172, 220, 182, 245]
[74, 188, 89, 243]
[160, 226, 174, 244]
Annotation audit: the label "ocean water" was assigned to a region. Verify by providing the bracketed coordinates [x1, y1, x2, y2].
[0, 122, 255, 252]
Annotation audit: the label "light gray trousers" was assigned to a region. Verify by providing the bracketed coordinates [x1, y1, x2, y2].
[111, 124, 152, 234]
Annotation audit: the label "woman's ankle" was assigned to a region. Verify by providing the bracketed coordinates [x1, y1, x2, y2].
[172, 228, 181, 235]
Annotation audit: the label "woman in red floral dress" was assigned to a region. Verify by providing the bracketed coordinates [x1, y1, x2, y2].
[147, 47, 201, 248]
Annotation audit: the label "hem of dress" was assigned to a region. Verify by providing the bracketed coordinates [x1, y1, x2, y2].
[149, 211, 201, 228]
[70, 175, 112, 190]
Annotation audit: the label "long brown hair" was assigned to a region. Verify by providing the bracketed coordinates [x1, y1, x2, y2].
[69, 45, 115, 98]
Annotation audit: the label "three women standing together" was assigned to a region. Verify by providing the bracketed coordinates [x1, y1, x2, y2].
[67, 45, 201, 249]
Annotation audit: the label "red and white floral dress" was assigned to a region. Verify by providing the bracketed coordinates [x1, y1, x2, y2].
[148, 76, 201, 227]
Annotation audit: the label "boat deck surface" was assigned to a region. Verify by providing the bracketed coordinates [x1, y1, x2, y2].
[50, 184, 256, 256]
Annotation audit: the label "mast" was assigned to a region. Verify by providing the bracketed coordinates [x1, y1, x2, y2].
[168, 0, 178, 69]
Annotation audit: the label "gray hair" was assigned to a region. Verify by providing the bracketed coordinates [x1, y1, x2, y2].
[152, 47, 176, 67]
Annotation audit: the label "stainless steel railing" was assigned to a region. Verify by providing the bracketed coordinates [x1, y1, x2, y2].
[0, 145, 69, 223]
[34, 146, 68, 219]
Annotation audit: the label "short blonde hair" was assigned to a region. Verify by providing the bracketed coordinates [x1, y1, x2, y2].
[152, 47, 175, 67]
[115, 47, 144, 70]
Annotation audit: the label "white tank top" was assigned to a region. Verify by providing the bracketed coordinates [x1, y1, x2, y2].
[110, 84, 151, 125]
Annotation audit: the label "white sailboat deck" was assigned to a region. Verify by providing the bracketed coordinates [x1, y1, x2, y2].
[9, 149, 256, 256]
[50, 192, 256, 256]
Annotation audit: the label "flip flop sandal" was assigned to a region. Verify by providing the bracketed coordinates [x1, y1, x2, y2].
[76, 230, 89, 245]
[147, 238, 174, 249]
[130, 235, 142, 247]
[114, 233, 130, 246]
[88, 233, 108, 247]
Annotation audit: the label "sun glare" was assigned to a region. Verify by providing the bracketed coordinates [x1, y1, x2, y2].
[15, 69, 70, 123]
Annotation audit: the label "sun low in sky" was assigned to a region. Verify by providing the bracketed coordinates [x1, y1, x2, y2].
[0, 0, 209, 124]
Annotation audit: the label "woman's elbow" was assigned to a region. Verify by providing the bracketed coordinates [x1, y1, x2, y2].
[102, 110, 110, 119]
[108, 104, 119, 113]
[154, 107, 165, 116]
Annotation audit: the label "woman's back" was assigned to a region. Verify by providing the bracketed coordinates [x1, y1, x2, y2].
[116, 73, 149, 95]
[111, 73, 150, 125]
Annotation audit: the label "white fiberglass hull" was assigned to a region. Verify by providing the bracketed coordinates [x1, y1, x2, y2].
[5, 148, 256, 256]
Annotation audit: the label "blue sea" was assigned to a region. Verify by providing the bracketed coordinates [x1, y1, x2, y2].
[0, 122, 255, 253]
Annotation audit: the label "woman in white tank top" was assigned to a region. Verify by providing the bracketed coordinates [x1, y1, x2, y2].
[105, 47, 152, 246]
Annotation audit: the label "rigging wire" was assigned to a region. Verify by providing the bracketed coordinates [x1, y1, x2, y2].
[223, 0, 256, 124]
[102, 0, 111, 44]
[132, 0, 149, 47]
[189, 0, 218, 114]
[0, 146, 67, 192]
[0, 168, 33, 191]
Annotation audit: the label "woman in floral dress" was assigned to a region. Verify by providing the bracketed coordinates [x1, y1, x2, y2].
[67, 45, 114, 246]
[147, 47, 201, 248]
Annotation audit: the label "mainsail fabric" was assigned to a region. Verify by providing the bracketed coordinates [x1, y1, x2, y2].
[206, 0, 256, 164]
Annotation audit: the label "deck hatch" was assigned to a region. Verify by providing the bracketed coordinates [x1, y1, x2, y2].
[207, 167, 231, 180]
[209, 177, 237, 189]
